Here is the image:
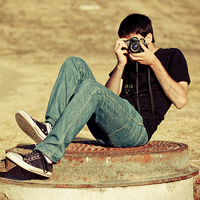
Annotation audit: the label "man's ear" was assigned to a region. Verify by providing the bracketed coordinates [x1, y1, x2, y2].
[145, 33, 153, 45]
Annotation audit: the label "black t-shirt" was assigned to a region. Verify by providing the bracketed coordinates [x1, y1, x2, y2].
[111, 48, 190, 140]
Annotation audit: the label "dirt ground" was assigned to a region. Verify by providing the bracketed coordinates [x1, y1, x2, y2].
[0, 0, 200, 198]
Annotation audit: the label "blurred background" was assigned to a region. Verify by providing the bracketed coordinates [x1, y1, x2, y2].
[0, 0, 200, 197]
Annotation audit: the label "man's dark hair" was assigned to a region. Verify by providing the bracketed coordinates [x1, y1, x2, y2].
[118, 14, 155, 43]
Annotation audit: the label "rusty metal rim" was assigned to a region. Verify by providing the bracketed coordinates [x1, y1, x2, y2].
[0, 165, 198, 189]
[6, 141, 189, 157]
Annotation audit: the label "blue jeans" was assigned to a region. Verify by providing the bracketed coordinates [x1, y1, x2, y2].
[35, 57, 148, 163]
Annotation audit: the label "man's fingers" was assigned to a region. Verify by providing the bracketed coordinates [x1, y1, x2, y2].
[140, 41, 148, 51]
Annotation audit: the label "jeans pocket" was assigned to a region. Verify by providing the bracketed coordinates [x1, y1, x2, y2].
[108, 124, 147, 148]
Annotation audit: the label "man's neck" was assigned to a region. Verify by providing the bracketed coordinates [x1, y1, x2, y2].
[148, 43, 159, 53]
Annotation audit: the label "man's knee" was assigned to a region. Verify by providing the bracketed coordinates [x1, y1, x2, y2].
[60, 57, 87, 74]
[64, 56, 85, 66]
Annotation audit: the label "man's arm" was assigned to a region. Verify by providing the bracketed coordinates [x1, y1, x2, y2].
[129, 43, 188, 109]
[105, 66, 123, 96]
[149, 58, 188, 109]
[105, 38, 128, 95]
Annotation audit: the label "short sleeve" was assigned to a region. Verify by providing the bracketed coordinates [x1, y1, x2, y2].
[168, 49, 191, 84]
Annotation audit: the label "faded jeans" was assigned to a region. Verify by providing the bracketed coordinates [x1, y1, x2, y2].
[35, 57, 148, 163]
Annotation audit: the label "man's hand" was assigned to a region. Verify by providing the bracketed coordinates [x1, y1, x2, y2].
[114, 38, 128, 69]
[128, 42, 156, 66]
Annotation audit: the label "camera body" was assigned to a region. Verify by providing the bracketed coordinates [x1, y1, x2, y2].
[125, 37, 148, 53]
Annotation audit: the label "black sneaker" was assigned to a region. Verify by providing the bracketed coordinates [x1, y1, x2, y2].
[15, 110, 52, 144]
[6, 150, 52, 178]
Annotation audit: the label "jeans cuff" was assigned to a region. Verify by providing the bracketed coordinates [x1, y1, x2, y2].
[45, 118, 56, 127]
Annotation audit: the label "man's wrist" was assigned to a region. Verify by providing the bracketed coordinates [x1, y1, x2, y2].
[149, 56, 161, 70]
[116, 62, 126, 70]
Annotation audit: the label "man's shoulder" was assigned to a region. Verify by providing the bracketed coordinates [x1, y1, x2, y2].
[157, 47, 182, 54]
[156, 48, 185, 60]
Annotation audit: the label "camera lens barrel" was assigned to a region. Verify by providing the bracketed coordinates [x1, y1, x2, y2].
[125, 37, 148, 53]
[130, 43, 141, 53]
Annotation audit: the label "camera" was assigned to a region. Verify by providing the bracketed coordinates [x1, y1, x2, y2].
[125, 37, 148, 53]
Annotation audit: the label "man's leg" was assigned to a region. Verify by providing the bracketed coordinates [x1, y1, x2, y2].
[15, 57, 96, 143]
[6, 79, 148, 177]
[45, 56, 96, 127]
[35, 79, 148, 163]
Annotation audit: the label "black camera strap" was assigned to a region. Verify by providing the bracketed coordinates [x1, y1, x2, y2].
[136, 62, 154, 119]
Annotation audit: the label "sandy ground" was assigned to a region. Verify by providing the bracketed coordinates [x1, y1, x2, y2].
[0, 0, 200, 198]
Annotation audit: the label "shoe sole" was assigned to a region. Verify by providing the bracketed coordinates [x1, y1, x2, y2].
[6, 152, 52, 178]
[15, 110, 46, 144]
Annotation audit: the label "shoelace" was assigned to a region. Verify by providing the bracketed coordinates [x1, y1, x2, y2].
[24, 151, 40, 162]
[23, 151, 50, 174]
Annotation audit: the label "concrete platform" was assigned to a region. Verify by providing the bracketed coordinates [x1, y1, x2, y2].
[0, 140, 198, 199]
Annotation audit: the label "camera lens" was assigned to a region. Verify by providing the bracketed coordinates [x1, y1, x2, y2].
[130, 43, 140, 53]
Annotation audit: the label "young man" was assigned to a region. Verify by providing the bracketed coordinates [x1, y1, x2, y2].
[6, 14, 190, 178]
